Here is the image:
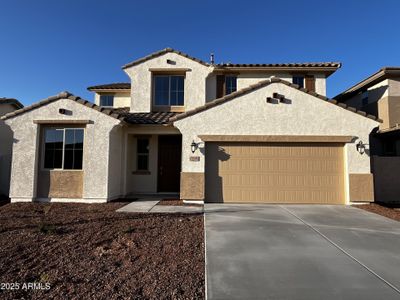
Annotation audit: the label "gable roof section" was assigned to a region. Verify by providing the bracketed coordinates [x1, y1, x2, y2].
[169, 77, 382, 123]
[0, 91, 125, 121]
[87, 83, 131, 91]
[335, 67, 400, 101]
[122, 48, 210, 69]
[0, 98, 24, 109]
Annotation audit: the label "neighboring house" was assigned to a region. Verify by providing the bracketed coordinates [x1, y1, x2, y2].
[335, 67, 400, 203]
[1, 48, 380, 204]
[0, 98, 23, 197]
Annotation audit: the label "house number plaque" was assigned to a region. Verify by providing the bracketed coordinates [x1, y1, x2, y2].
[189, 156, 200, 162]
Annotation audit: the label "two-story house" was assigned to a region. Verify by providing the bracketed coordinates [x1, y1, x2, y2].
[0, 98, 23, 198]
[1, 48, 380, 204]
[335, 67, 400, 203]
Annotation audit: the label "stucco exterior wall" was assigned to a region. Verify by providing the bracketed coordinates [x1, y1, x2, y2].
[108, 125, 124, 199]
[174, 82, 379, 201]
[94, 92, 131, 108]
[124, 52, 212, 112]
[0, 103, 17, 196]
[344, 79, 390, 109]
[5, 99, 122, 202]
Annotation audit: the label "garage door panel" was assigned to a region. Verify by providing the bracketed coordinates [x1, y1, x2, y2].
[205, 142, 345, 204]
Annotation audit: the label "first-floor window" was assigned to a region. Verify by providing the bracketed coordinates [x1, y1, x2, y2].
[44, 128, 84, 170]
[136, 138, 149, 171]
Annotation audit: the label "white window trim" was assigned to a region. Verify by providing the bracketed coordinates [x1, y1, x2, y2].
[41, 127, 85, 171]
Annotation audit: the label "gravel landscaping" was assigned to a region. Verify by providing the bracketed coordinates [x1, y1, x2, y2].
[355, 203, 400, 222]
[0, 202, 204, 299]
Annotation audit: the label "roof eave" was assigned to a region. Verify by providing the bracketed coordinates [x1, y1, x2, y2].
[0, 92, 125, 122]
[87, 88, 131, 92]
[122, 47, 210, 70]
[335, 67, 400, 101]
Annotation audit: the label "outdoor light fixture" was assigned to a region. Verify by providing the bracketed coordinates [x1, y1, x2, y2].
[356, 140, 366, 155]
[191, 140, 198, 153]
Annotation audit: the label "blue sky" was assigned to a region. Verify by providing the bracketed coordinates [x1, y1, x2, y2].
[0, 0, 399, 105]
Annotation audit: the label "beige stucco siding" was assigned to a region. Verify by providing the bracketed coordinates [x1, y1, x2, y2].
[107, 125, 124, 199]
[124, 52, 212, 112]
[94, 92, 131, 108]
[174, 82, 379, 178]
[5, 99, 122, 202]
[0, 103, 18, 196]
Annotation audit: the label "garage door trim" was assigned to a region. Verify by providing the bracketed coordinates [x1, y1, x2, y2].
[199, 135, 354, 143]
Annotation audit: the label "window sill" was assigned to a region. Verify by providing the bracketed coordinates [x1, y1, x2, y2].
[132, 170, 151, 175]
[41, 169, 83, 172]
[152, 105, 185, 112]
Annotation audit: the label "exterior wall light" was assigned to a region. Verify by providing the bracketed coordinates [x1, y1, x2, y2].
[356, 140, 366, 155]
[191, 140, 198, 153]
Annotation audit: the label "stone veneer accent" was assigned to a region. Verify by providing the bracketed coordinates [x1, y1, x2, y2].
[349, 173, 374, 202]
[37, 170, 83, 199]
[180, 172, 204, 200]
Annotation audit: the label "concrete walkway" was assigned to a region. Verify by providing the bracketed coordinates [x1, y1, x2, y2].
[116, 199, 203, 213]
[205, 204, 400, 300]
[116, 199, 160, 213]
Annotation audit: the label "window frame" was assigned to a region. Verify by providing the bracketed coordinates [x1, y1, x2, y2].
[136, 137, 150, 172]
[292, 76, 305, 88]
[152, 74, 185, 111]
[99, 94, 115, 107]
[41, 127, 85, 171]
[225, 75, 237, 95]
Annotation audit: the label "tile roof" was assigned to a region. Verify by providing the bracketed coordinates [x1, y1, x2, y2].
[122, 48, 210, 69]
[0, 92, 178, 125]
[0, 98, 24, 109]
[112, 107, 180, 124]
[169, 77, 382, 123]
[87, 83, 131, 91]
[0, 92, 125, 121]
[216, 62, 341, 68]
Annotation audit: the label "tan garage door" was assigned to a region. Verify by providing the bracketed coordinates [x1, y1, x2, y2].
[205, 142, 345, 204]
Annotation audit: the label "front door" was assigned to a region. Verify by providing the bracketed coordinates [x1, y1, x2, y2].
[157, 135, 182, 192]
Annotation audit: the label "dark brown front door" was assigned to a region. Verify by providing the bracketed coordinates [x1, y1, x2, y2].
[157, 135, 182, 192]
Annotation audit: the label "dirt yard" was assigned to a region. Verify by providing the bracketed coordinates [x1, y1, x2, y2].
[0, 203, 204, 299]
[355, 203, 400, 222]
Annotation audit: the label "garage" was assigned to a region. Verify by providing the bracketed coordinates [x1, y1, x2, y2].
[205, 142, 345, 204]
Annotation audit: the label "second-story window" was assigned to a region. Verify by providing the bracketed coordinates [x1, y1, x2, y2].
[100, 95, 114, 107]
[225, 76, 237, 95]
[292, 76, 304, 88]
[154, 75, 184, 106]
[361, 91, 369, 107]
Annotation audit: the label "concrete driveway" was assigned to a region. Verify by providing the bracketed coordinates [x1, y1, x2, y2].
[205, 204, 400, 300]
